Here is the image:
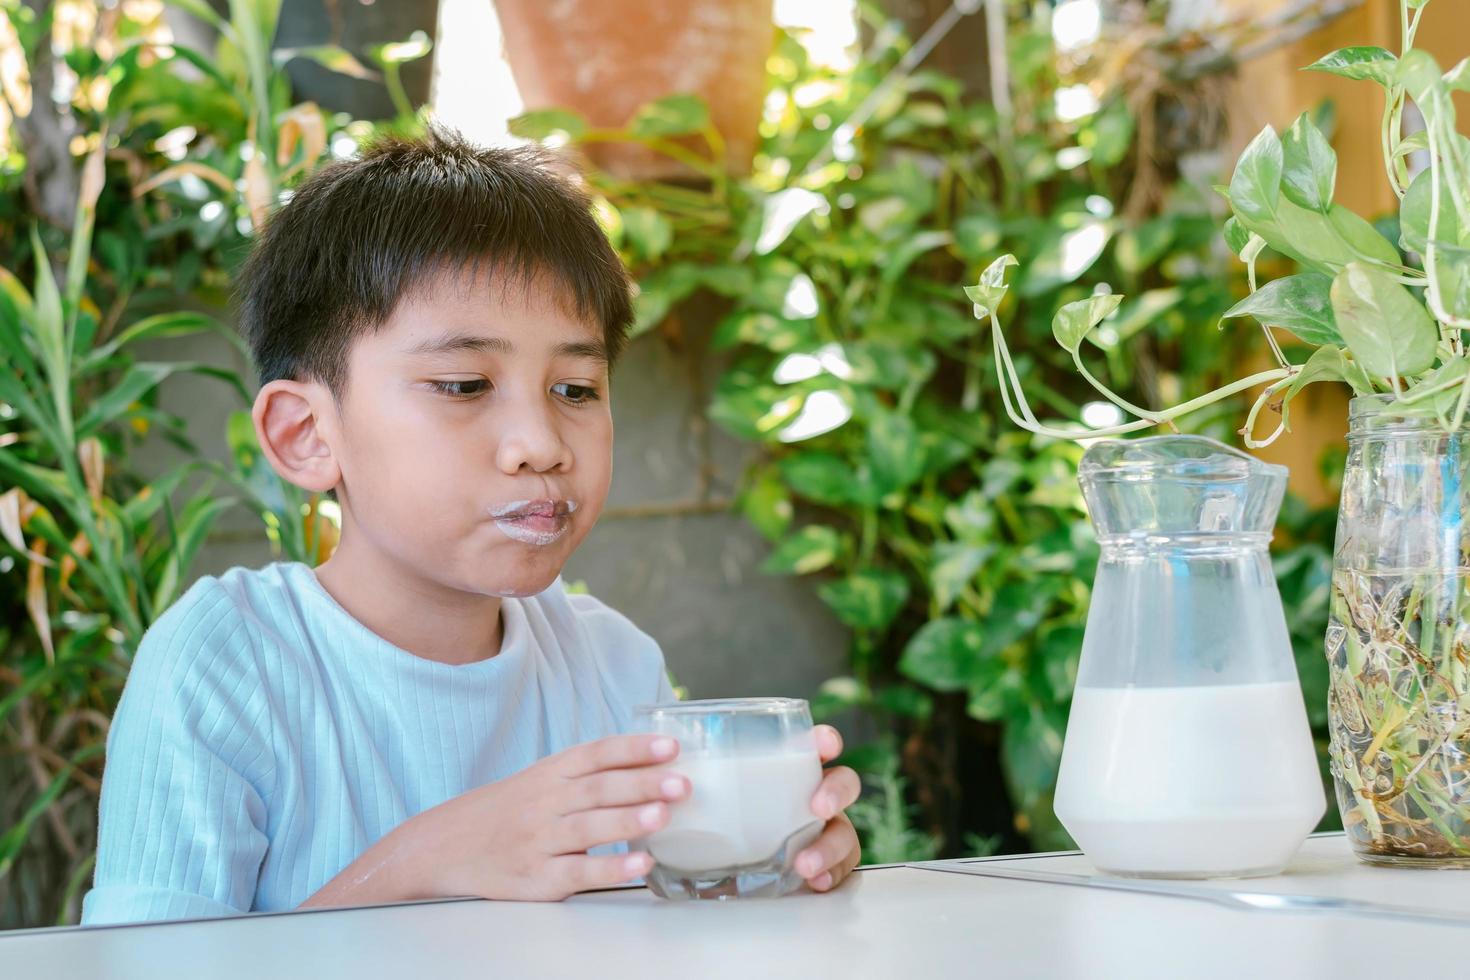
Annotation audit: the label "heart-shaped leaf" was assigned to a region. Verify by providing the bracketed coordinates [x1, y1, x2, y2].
[1400, 165, 1461, 254]
[818, 570, 910, 631]
[1051, 293, 1122, 354]
[1219, 272, 1342, 346]
[1282, 112, 1337, 214]
[1305, 46, 1398, 86]
[629, 94, 711, 139]
[1329, 262, 1438, 378]
[1229, 126, 1284, 226]
[964, 254, 1018, 317]
[760, 525, 842, 576]
[898, 617, 987, 692]
[507, 108, 588, 141]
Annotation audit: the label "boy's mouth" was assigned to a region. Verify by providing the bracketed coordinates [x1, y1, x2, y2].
[490, 499, 578, 546]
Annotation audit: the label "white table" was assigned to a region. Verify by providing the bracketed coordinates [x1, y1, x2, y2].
[3, 835, 1464, 980]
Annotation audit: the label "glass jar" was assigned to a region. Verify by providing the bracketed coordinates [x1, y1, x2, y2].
[1329, 395, 1470, 866]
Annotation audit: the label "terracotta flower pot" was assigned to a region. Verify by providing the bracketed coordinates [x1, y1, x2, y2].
[493, 0, 773, 179]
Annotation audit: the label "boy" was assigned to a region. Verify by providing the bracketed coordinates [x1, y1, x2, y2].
[81, 128, 860, 923]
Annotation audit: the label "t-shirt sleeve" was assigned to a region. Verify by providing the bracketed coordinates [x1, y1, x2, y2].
[565, 590, 677, 725]
[81, 581, 275, 925]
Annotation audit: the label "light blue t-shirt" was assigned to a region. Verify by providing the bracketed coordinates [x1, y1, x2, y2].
[81, 562, 672, 925]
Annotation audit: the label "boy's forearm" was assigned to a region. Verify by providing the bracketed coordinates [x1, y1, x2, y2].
[297, 813, 441, 910]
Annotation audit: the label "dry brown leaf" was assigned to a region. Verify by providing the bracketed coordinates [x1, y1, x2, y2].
[79, 131, 107, 213]
[27, 539, 54, 663]
[0, 487, 26, 554]
[78, 437, 104, 502]
[244, 151, 273, 232]
[59, 530, 91, 591]
[277, 102, 327, 171]
[132, 161, 235, 199]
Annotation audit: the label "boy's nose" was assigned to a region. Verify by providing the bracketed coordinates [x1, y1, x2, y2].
[495, 406, 572, 474]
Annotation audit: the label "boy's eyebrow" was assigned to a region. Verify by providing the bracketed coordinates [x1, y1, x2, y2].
[403, 333, 609, 363]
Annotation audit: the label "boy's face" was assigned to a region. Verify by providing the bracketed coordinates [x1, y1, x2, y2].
[329, 268, 614, 599]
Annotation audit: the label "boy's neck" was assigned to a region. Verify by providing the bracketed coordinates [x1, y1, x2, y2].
[312, 534, 505, 666]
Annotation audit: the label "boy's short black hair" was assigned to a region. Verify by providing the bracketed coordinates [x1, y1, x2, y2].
[238, 125, 633, 392]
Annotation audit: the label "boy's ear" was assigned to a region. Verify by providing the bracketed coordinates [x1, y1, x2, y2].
[253, 380, 342, 494]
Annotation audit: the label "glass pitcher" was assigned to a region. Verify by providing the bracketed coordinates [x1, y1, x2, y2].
[1053, 435, 1325, 878]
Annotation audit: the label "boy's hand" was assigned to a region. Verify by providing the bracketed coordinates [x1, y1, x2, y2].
[406, 734, 687, 902]
[794, 724, 862, 893]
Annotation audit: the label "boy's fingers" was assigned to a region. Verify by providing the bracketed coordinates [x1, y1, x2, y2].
[564, 768, 689, 813]
[810, 843, 862, 892]
[556, 735, 679, 778]
[553, 802, 670, 853]
[548, 851, 654, 899]
[810, 765, 861, 820]
[814, 725, 844, 763]
[794, 815, 859, 880]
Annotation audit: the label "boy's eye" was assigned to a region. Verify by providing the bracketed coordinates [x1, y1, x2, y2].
[553, 382, 600, 404]
[429, 379, 488, 397]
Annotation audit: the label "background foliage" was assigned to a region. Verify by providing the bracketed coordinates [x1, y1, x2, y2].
[0, 0, 1343, 930]
[0, 0, 410, 926]
[520, 4, 1340, 857]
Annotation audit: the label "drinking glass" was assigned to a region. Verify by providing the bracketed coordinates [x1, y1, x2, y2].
[630, 698, 824, 899]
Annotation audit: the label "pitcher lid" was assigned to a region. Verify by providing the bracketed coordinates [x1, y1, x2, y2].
[1078, 435, 1287, 538]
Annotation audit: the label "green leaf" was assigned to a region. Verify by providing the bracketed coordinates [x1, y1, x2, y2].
[1400, 166, 1460, 253]
[1002, 704, 1067, 818]
[121, 462, 199, 528]
[621, 207, 673, 262]
[898, 617, 987, 692]
[760, 525, 842, 576]
[739, 468, 793, 541]
[629, 264, 702, 338]
[1305, 46, 1398, 85]
[868, 410, 925, 496]
[966, 661, 1023, 722]
[507, 108, 588, 141]
[1038, 625, 1084, 703]
[1228, 127, 1283, 226]
[276, 44, 381, 80]
[1326, 205, 1402, 266]
[818, 570, 910, 631]
[153, 495, 235, 612]
[1219, 272, 1342, 346]
[1051, 293, 1122, 354]
[85, 310, 249, 368]
[1281, 112, 1336, 214]
[1223, 216, 1251, 257]
[1395, 48, 1445, 99]
[1279, 347, 1352, 431]
[628, 93, 710, 139]
[930, 542, 989, 613]
[981, 580, 1058, 659]
[711, 311, 813, 353]
[1329, 262, 1438, 377]
[1021, 222, 1111, 297]
[779, 453, 859, 506]
[75, 363, 179, 436]
[1446, 57, 1470, 93]
[963, 254, 1018, 317]
[369, 30, 433, 66]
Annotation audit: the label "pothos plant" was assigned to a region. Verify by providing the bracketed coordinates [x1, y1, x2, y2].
[978, 0, 1470, 441]
[974, 0, 1470, 862]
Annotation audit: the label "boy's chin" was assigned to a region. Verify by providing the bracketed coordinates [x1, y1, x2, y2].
[459, 565, 563, 600]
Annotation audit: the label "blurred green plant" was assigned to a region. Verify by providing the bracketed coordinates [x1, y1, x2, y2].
[515, 5, 1289, 857]
[0, 0, 408, 925]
